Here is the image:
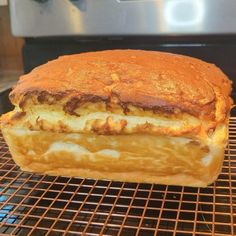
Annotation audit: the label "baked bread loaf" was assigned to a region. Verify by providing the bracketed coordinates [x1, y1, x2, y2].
[0, 50, 233, 187]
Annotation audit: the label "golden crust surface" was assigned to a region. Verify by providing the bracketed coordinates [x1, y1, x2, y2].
[9, 50, 232, 122]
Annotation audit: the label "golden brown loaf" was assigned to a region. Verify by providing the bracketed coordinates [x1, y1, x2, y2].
[10, 50, 232, 121]
[0, 50, 233, 187]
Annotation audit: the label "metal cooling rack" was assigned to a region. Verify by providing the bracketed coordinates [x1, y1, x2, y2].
[0, 119, 236, 236]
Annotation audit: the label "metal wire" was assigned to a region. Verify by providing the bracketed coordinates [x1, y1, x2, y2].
[0, 118, 236, 235]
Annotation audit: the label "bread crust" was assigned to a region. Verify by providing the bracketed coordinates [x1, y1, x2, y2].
[9, 50, 232, 122]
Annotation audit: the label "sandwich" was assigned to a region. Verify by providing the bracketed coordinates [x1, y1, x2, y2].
[0, 49, 233, 187]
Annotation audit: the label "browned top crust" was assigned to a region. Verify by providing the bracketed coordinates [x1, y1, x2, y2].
[9, 49, 232, 121]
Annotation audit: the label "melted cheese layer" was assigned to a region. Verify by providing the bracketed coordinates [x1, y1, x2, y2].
[9, 105, 202, 136]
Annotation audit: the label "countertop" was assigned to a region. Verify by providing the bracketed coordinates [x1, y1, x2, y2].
[0, 71, 22, 93]
[0, 72, 22, 114]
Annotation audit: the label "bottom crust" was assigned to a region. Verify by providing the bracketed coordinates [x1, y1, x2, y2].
[1, 126, 227, 187]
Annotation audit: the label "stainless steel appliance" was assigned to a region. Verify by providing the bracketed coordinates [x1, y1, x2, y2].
[9, 0, 236, 36]
[0, 1, 235, 235]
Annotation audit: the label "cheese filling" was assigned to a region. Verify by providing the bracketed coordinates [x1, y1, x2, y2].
[11, 105, 201, 135]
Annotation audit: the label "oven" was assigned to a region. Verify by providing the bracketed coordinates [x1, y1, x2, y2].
[1, 0, 236, 235]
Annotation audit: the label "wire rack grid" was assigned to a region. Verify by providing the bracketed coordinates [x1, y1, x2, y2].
[0, 118, 236, 235]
